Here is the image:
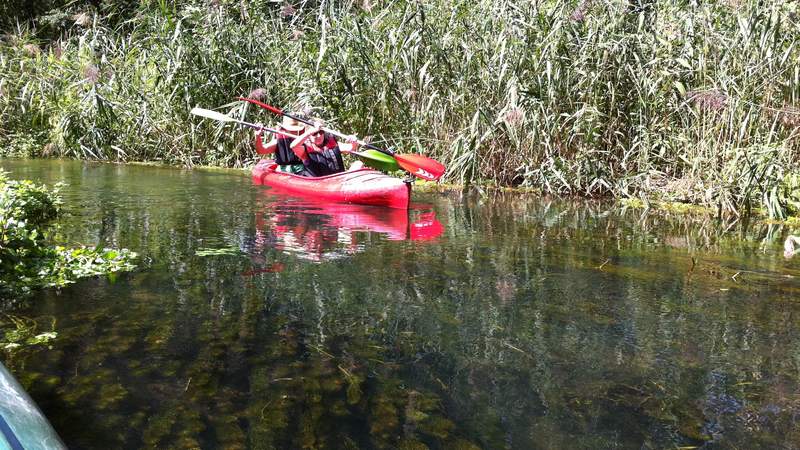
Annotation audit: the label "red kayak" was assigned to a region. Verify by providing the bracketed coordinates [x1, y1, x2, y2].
[252, 160, 411, 209]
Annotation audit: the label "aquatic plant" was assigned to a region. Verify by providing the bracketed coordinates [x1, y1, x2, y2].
[195, 246, 246, 257]
[0, 170, 137, 298]
[1, 314, 57, 352]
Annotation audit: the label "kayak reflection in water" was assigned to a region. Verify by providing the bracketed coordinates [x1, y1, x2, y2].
[289, 119, 362, 177]
[249, 195, 444, 263]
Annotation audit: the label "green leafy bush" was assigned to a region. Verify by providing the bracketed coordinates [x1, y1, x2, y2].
[0, 170, 137, 298]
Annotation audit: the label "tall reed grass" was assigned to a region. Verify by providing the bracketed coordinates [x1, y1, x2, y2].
[1, 0, 799, 217]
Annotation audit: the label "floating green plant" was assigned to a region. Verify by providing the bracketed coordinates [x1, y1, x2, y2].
[195, 247, 246, 257]
[0, 170, 137, 298]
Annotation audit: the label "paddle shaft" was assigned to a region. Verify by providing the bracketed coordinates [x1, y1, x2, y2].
[193, 107, 379, 161]
[228, 119, 296, 139]
[237, 98, 395, 156]
[191, 107, 298, 137]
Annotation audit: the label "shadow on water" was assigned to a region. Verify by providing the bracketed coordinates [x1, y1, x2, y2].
[1, 159, 800, 449]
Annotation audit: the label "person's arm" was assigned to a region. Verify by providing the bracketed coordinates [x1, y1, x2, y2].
[254, 125, 278, 155]
[255, 131, 278, 155]
[289, 134, 311, 162]
[290, 129, 314, 151]
[290, 122, 322, 161]
[339, 135, 360, 152]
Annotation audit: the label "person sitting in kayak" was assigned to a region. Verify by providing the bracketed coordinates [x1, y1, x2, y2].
[290, 120, 360, 177]
[254, 115, 306, 174]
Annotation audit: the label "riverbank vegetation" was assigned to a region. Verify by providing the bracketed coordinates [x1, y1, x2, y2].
[1, 0, 799, 217]
[0, 171, 137, 299]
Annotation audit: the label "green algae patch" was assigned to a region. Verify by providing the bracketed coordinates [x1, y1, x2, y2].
[620, 195, 800, 227]
[760, 215, 800, 227]
[414, 180, 463, 193]
[619, 198, 714, 216]
[414, 179, 542, 195]
[195, 247, 246, 257]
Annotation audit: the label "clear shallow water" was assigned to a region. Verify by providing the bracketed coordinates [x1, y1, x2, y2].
[2, 159, 800, 449]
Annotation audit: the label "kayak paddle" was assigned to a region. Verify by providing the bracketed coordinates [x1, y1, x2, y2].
[191, 107, 291, 136]
[350, 149, 400, 172]
[237, 97, 445, 181]
[191, 107, 398, 171]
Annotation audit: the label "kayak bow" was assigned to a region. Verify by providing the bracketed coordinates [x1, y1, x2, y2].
[252, 160, 411, 209]
[0, 362, 66, 450]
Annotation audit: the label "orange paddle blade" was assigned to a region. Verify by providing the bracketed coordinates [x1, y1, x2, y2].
[395, 154, 446, 181]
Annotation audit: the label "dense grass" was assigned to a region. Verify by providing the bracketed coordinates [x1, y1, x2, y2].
[1, 0, 799, 217]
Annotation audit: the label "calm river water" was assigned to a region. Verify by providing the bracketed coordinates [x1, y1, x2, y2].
[2, 159, 800, 449]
